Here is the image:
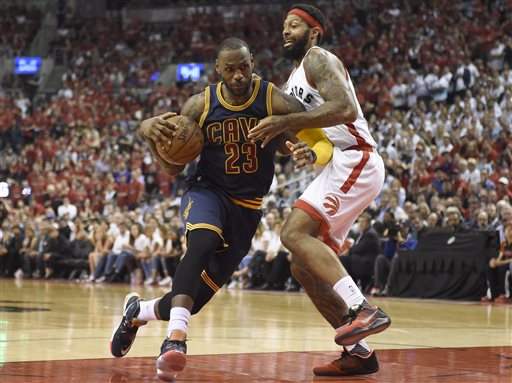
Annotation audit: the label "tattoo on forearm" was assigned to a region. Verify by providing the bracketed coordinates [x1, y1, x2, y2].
[291, 260, 348, 328]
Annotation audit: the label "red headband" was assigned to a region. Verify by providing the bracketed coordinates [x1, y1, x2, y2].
[288, 8, 324, 35]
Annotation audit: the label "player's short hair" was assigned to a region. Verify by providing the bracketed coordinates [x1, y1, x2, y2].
[216, 37, 251, 58]
[289, 3, 327, 44]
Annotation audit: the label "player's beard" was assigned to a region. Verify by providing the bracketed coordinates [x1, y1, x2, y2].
[227, 82, 249, 98]
[283, 32, 309, 61]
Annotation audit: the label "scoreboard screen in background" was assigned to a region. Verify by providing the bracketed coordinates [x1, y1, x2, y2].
[14, 57, 42, 74]
[176, 63, 204, 81]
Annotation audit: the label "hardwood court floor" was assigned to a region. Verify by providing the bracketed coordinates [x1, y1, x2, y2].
[1, 279, 511, 382]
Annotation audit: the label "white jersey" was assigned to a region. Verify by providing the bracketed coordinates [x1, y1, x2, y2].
[285, 46, 377, 150]
[285, 47, 384, 255]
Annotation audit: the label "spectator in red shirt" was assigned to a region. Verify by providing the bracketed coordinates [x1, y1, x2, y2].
[115, 174, 130, 209]
[496, 177, 512, 201]
[127, 169, 145, 210]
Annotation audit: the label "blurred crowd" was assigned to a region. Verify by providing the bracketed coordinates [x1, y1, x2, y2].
[1, 0, 512, 301]
[0, 3, 41, 59]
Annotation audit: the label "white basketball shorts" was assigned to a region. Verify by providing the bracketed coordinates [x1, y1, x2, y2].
[293, 146, 385, 254]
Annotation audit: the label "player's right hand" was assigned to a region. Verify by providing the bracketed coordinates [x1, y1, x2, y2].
[139, 112, 178, 146]
[286, 140, 315, 169]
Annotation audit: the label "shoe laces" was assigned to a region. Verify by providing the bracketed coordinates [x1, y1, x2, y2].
[341, 303, 364, 324]
[162, 338, 187, 354]
[125, 300, 146, 327]
[332, 349, 350, 364]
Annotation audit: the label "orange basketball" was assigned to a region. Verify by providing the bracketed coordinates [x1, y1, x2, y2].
[157, 115, 204, 165]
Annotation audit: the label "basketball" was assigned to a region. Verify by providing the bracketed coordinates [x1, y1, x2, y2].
[157, 115, 204, 165]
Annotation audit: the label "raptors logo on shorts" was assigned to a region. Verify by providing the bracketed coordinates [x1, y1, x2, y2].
[323, 194, 340, 216]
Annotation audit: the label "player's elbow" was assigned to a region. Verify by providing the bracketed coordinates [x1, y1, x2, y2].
[337, 103, 357, 124]
[346, 108, 358, 124]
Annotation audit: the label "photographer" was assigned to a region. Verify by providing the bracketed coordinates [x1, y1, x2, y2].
[372, 220, 417, 297]
[481, 223, 512, 303]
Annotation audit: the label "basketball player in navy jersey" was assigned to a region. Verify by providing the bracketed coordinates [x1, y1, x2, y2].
[110, 37, 333, 381]
[249, 4, 391, 377]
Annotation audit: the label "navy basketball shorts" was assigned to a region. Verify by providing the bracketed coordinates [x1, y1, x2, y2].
[180, 184, 262, 293]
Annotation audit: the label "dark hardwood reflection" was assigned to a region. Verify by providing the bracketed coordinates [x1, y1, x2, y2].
[2, 346, 511, 383]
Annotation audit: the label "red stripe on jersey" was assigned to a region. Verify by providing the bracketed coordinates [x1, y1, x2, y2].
[305, 72, 316, 89]
[346, 122, 367, 147]
[293, 199, 340, 255]
[340, 151, 370, 194]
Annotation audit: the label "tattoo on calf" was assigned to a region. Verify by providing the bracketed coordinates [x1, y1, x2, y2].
[290, 261, 348, 328]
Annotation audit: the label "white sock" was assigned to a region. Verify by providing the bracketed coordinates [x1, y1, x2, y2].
[333, 276, 365, 307]
[168, 307, 191, 338]
[334, 276, 370, 351]
[137, 299, 159, 322]
[345, 340, 370, 354]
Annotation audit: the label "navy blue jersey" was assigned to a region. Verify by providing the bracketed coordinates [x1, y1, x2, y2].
[195, 79, 278, 209]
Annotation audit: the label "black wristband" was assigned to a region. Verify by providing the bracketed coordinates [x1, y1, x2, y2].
[310, 150, 317, 164]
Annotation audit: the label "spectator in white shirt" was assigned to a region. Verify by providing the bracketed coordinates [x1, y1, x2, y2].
[391, 75, 408, 111]
[57, 197, 77, 220]
[110, 223, 150, 283]
[431, 66, 452, 103]
[438, 133, 453, 154]
[464, 158, 481, 185]
[142, 222, 164, 285]
[489, 38, 505, 71]
[93, 221, 130, 281]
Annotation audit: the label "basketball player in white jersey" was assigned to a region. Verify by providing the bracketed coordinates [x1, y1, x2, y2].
[249, 3, 391, 376]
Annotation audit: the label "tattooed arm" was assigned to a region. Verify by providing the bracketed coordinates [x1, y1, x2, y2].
[270, 84, 334, 163]
[271, 84, 306, 116]
[249, 48, 357, 144]
[301, 47, 357, 126]
[271, 84, 304, 155]
[180, 92, 206, 124]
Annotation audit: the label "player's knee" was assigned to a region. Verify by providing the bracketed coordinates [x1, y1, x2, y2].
[280, 224, 300, 251]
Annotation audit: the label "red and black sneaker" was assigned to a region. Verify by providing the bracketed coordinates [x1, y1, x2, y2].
[110, 292, 146, 358]
[156, 339, 187, 382]
[313, 348, 379, 376]
[334, 301, 391, 346]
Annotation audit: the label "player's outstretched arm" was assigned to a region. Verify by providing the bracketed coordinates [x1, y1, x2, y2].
[250, 85, 305, 148]
[271, 85, 306, 116]
[270, 86, 333, 164]
[249, 49, 357, 144]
